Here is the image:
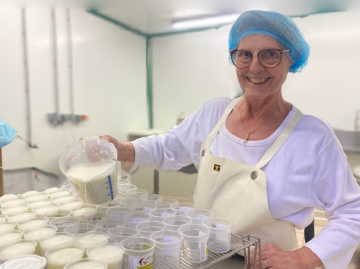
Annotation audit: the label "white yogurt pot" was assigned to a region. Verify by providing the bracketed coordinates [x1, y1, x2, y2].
[0, 240, 37, 265]
[121, 237, 155, 269]
[63, 258, 108, 269]
[39, 232, 75, 256]
[86, 244, 124, 269]
[45, 244, 85, 269]
[0, 254, 46, 269]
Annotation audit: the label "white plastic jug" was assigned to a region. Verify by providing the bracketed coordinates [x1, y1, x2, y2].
[59, 138, 118, 205]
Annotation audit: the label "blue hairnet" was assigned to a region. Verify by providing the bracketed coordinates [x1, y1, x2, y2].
[228, 10, 310, 73]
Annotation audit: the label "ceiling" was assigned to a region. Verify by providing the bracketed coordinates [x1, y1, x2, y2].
[1, 0, 359, 35]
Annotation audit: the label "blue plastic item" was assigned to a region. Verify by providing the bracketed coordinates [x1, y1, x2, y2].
[0, 119, 16, 148]
[228, 10, 310, 73]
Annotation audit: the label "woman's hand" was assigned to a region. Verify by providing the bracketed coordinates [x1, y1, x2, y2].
[100, 135, 135, 163]
[248, 244, 322, 269]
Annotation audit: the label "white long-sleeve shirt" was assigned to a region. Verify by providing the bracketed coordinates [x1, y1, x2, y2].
[132, 97, 360, 269]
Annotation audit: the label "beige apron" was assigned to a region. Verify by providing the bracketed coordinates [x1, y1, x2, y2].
[194, 97, 303, 251]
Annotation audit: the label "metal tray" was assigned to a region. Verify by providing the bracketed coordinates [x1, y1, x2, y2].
[153, 234, 261, 269]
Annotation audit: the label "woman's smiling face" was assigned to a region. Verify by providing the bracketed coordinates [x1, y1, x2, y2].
[235, 34, 292, 100]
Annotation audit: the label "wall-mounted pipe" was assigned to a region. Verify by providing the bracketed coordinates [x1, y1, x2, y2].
[66, 9, 75, 120]
[146, 37, 153, 129]
[21, 9, 33, 147]
[50, 9, 60, 124]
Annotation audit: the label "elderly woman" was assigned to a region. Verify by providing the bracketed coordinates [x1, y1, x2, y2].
[102, 10, 360, 269]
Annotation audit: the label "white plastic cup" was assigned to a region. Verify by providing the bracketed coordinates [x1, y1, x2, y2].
[43, 187, 61, 194]
[127, 189, 148, 201]
[64, 223, 97, 235]
[40, 232, 75, 256]
[131, 203, 157, 213]
[1, 206, 29, 216]
[145, 194, 163, 205]
[43, 210, 72, 220]
[179, 224, 210, 263]
[120, 198, 143, 207]
[0, 231, 23, 248]
[21, 191, 42, 198]
[24, 225, 58, 255]
[0, 239, 37, 264]
[52, 196, 76, 205]
[27, 200, 53, 210]
[0, 194, 19, 204]
[151, 230, 183, 269]
[63, 258, 108, 269]
[25, 194, 49, 203]
[157, 199, 179, 209]
[49, 191, 72, 200]
[17, 217, 49, 231]
[123, 213, 151, 228]
[97, 200, 121, 212]
[80, 212, 107, 225]
[0, 223, 15, 235]
[202, 217, 232, 253]
[117, 179, 130, 186]
[0, 254, 46, 269]
[185, 209, 213, 224]
[0, 215, 6, 223]
[135, 221, 166, 239]
[114, 193, 128, 203]
[163, 215, 192, 231]
[45, 243, 85, 269]
[118, 185, 137, 196]
[86, 244, 124, 269]
[72, 205, 98, 217]
[7, 211, 36, 224]
[171, 203, 195, 216]
[59, 199, 84, 211]
[121, 237, 155, 269]
[59, 138, 119, 205]
[106, 207, 132, 220]
[74, 231, 109, 251]
[0, 198, 26, 209]
[50, 217, 81, 232]
[107, 227, 139, 246]
[33, 206, 60, 217]
[96, 219, 126, 233]
[149, 208, 177, 222]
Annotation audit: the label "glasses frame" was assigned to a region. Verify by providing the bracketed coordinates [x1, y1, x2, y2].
[229, 49, 289, 69]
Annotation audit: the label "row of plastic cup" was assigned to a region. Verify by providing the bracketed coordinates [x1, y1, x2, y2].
[0, 255, 113, 269]
[0, 213, 231, 269]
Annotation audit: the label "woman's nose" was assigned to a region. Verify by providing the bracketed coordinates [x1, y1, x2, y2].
[248, 56, 266, 73]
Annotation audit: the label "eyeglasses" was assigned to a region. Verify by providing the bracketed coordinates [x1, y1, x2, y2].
[230, 49, 289, 69]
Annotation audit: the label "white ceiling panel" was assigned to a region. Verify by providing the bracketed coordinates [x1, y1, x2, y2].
[0, 0, 359, 35]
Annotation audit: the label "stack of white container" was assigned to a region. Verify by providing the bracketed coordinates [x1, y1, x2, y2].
[0, 179, 232, 269]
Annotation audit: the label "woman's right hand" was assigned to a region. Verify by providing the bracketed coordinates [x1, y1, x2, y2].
[99, 135, 135, 163]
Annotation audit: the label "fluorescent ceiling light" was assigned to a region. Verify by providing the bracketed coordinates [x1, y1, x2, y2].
[172, 14, 240, 30]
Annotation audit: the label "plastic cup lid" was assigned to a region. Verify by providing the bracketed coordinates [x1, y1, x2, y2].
[1, 255, 46, 269]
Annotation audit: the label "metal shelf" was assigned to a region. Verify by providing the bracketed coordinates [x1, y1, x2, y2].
[153, 234, 261, 269]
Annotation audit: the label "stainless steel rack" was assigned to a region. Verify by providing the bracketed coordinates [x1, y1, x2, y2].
[153, 234, 261, 269]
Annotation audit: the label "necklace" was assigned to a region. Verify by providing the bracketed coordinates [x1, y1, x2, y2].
[240, 104, 282, 144]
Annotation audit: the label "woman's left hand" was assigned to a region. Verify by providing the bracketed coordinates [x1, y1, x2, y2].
[248, 243, 304, 269]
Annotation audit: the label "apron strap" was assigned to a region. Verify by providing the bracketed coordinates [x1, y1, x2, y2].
[204, 97, 242, 148]
[256, 108, 303, 169]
